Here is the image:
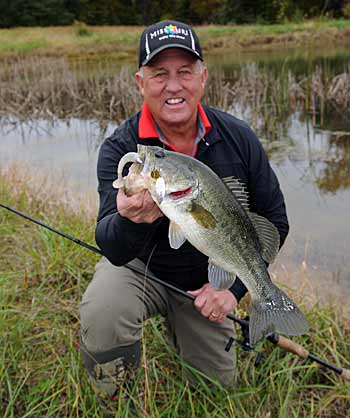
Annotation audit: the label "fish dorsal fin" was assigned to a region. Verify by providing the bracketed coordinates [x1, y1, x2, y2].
[222, 176, 249, 211]
[248, 212, 280, 264]
[208, 260, 236, 290]
[168, 221, 187, 249]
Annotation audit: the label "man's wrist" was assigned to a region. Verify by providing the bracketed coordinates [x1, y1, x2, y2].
[229, 278, 248, 303]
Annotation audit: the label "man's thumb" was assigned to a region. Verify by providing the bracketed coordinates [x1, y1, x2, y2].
[187, 287, 204, 297]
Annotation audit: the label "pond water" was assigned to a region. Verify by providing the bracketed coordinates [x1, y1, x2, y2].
[1, 47, 350, 306]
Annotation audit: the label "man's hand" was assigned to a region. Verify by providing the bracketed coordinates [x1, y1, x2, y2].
[117, 188, 163, 224]
[187, 283, 238, 323]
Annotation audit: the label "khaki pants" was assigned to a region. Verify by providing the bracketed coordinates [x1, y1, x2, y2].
[79, 257, 237, 392]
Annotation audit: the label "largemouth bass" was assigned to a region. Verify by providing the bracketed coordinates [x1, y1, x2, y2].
[113, 145, 309, 345]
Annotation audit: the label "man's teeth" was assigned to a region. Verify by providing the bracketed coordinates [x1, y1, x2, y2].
[166, 98, 184, 105]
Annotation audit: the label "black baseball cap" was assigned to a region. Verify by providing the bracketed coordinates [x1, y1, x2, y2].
[138, 20, 203, 68]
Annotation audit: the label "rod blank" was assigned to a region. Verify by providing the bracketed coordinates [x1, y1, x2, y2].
[1, 202, 349, 382]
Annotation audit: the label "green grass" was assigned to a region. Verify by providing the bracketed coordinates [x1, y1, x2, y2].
[0, 39, 48, 54]
[0, 19, 350, 61]
[0, 169, 349, 417]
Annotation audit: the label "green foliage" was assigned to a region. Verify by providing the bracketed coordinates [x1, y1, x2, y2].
[0, 0, 348, 28]
[0, 0, 75, 27]
[0, 39, 48, 54]
[73, 20, 93, 37]
[0, 171, 349, 417]
[343, 3, 350, 18]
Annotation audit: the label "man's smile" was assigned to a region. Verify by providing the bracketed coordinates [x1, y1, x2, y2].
[165, 98, 185, 105]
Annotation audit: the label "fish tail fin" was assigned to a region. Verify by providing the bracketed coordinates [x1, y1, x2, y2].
[249, 287, 309, 345]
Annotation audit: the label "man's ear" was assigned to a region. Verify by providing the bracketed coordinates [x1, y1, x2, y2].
[201, 66, 208, 89]
[135, 71, 145, 96]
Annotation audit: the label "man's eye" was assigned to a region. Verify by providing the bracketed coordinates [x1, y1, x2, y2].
[179, 69, 194, 80]
[153, 72, 167, 81]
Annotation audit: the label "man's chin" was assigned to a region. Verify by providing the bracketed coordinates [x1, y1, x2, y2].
[160, 112, 194, 128]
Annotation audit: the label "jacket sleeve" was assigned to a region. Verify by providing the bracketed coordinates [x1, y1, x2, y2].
[229, 125, 289, 302]
[95, 131, 160, 266]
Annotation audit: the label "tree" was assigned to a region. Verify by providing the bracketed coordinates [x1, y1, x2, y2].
[0, 0, 74, 27]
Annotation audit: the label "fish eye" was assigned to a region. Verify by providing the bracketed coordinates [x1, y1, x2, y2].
[151, 169, 161, 179]
[155, 150, 165, 158]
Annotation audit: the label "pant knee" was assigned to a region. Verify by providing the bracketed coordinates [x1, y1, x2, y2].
[80, 295, 143, 353]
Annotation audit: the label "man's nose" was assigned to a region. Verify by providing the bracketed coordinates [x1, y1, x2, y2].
[165, 74, 183, 92]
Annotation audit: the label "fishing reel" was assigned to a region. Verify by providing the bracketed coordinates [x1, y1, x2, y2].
[224, 316, 265, 367]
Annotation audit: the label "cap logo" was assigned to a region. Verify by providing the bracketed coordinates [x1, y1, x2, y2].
[164, 24, 182, 35]
[149, 25, 189, 40]
[140, 21, 202, 66]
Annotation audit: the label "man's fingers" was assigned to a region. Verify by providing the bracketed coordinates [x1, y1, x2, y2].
[201, 304, 213, 317]
[117, 188, 163, 223]
[193, 293, 207, 311]
[190, 286, 238, 322]
[187, 287, 205, 297]
[188, 283, 211, 297]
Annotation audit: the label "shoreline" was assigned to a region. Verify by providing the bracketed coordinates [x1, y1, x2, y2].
[0, 164, 349, 314]
[1, 154, 349, 417]
[0, 20, 350, 62]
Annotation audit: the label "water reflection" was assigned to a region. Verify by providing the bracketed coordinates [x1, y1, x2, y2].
[0, 112, 349, 302]
[206, 46, 350, 77]
[316, 133, 350, 194]
[0, 118, 118, 192]
[0, 45, 350, 303]
[0, 112, 349, 203]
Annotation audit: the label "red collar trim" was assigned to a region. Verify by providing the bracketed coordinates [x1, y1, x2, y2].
[198, 103, 211, 136]
[139, 102, 158, 138]
[138, 102, 211, 139]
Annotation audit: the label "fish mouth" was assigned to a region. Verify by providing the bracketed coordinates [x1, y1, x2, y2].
[169, 186, 193, 199]
[113, 152, 144, 189]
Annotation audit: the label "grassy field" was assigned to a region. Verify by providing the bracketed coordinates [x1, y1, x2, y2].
[0, 168, 350, 417]
[0, 19, 350, 62]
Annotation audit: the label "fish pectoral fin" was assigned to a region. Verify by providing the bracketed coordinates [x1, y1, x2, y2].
[248, 212, 280, 264]
[208, 260, 236, 290]
[168, 221, 187, 249]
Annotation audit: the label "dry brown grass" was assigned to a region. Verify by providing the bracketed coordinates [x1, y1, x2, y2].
[0, 163, 98, 220]
[1, 57, 349, 135]
[1, 168, 350, 417]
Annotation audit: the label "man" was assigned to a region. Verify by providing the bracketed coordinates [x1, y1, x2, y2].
[80, 19, 289, 411]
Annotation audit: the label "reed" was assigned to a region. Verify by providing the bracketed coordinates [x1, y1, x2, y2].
[0, 58, 142, 122]
[0, 168, 349, 417]
[1, 57, 349, 142]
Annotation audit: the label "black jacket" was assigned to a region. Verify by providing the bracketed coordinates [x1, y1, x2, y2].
[95, 106, 289, 301]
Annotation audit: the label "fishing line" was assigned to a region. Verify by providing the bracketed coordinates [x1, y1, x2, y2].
[139, 242, 158, 348]
[1, 202, 349, 382]
[0, 203, 245, 321]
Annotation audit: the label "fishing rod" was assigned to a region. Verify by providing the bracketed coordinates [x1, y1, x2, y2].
[0, 203, 247, 328]
[1, 202, 349, 382]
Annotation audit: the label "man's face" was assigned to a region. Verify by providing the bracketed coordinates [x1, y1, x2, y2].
[135, 48, 208, 129]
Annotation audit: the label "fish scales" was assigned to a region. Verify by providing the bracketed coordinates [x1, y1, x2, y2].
[114, 145, 309, 345]
[192, 169, 266, 298]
